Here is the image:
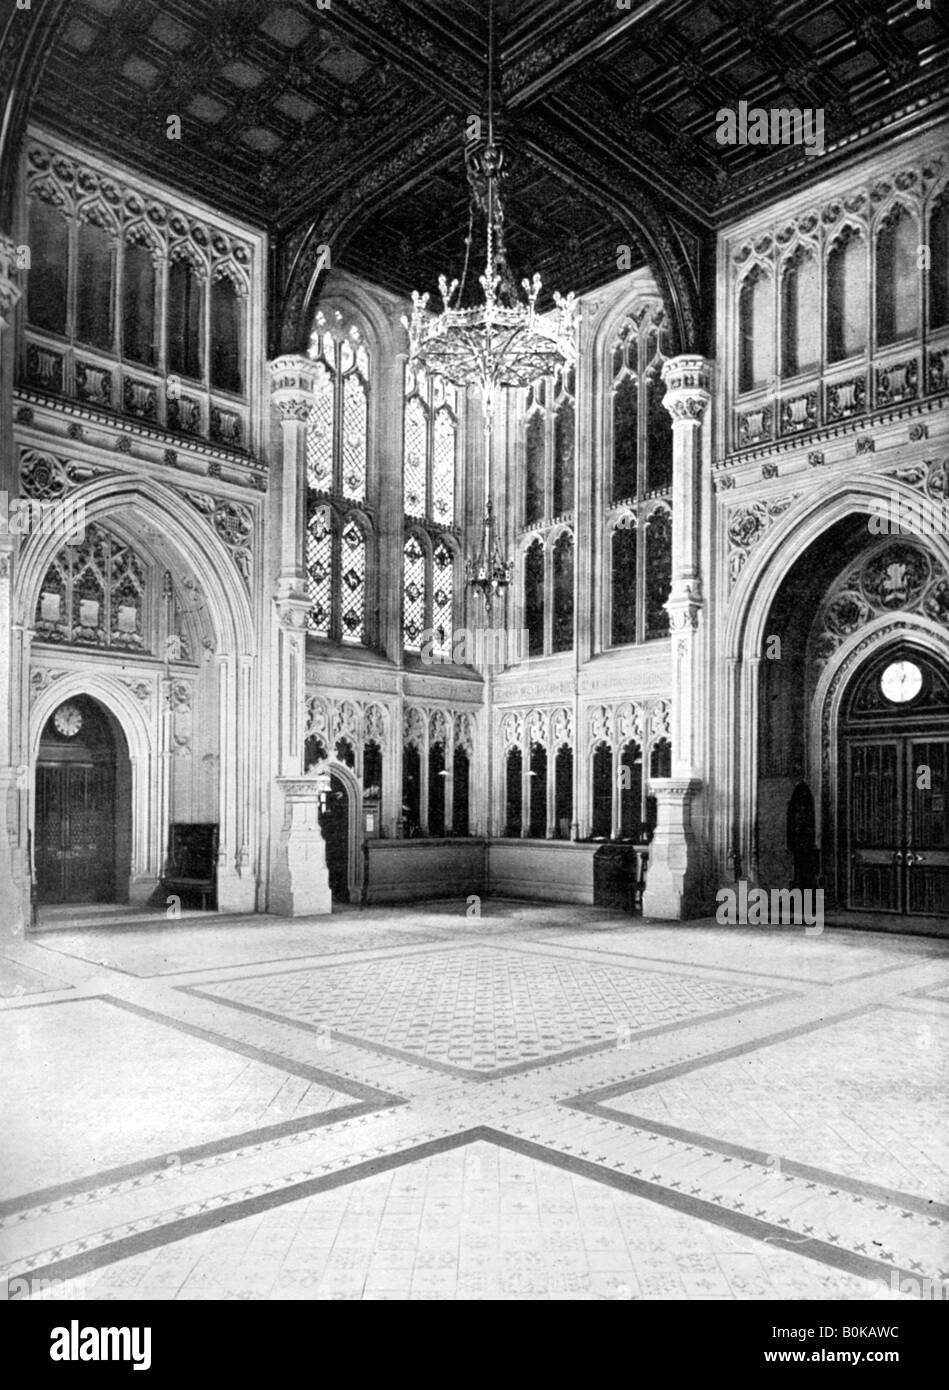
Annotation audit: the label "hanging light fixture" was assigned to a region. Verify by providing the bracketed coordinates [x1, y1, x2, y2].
[402, 0, 577, 613]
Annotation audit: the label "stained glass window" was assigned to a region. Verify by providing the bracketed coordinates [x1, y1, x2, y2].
[524, 539, 545, 657]
[306, 365, 334, 492]
[553, 392, 575, 516]
[342, 370, 367, 501]
[304, 313, 372, 644]
[605, 305, 672, 647]
[35, 524, 147, 652]
[432, 541, 453, 659]
[432, 407, 455, 525]
[552, 531, 574, 654]
[644, 507, 672, 640]
[339, 520, 366, 643]
[403, 393, 427, 516]
[403, 534, 426, 650]
[525, 411, 545, 525]
[401, 366, 457, 654]
[611, 524, 637, 646]
[305, 508, 333, 637]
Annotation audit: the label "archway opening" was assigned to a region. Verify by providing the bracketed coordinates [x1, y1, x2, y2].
[35, 694, 131, 906]
[755, 512, 949, 915]
[840, 645, 949, 916]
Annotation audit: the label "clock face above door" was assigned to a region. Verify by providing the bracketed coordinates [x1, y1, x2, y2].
[53, 702, 84, 738]
[880, 660, 923, 705]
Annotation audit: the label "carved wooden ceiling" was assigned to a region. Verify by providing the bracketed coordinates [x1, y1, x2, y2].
[23, 0, 949, 342]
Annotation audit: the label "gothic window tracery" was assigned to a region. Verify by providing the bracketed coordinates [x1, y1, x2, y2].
[605, 304, 672, 648]
[304, 312, 373, 645]
[401, 366, 458, 655]
[35, 524, 148, 652]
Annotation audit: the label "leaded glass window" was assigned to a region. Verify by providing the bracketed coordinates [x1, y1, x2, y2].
[605, 303, 673, 648]
[304, 312, 373, 645]
[781, 247, 820, 378]
[403, 534, 426, 650]
[552, 530, 574, 655]
[738, 266, 773, 391]
[524, 538, 545, 658]
[339, 520, 366, 643]
[305, 508, 333, 637]
[401, 365, 458, 655]
[644, 506, 672, 640]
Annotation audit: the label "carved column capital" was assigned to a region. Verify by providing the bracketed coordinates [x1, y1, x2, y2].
[0, 235, 23, 331]
[268, 355, 322, 418]
[662, 354, 712, 423]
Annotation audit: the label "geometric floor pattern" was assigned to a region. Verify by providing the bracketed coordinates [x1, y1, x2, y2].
[3, 900, 947, 1300]
[188, 947, 783, 1078]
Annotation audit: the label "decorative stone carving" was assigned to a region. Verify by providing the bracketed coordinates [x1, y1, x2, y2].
[19, 449, 104, 500]
[0, 235, 23, 330]
[184, 492, 254, 583]
[30, 668, 68, 705]
[661, 354, 711, 422]
[810, 540, 947, 669]
[727, 496, 800, 587]
[26, 137, 253, 290]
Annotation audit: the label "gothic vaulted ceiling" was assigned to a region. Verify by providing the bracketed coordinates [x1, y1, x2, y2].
[11, 0, 949, 349]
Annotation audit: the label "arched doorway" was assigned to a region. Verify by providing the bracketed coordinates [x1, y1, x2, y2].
[319, 773, 351, 904]
[839, 646, 949, 916]
[34, 695, 132, 905]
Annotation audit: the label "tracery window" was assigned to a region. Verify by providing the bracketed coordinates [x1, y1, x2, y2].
[402, 367, 459, 656]
[305, 503, 368, 645]
[35, 524, 147, 652]
[605, 305, 673, 647]
[304, 312, 373, 645]
[518, 366, 576, 659]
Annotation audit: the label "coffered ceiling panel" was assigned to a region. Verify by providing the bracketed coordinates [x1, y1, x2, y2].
[22, 0, 949, 319]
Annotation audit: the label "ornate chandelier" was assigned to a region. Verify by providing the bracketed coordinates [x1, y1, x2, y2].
[402, 1, 577, 613]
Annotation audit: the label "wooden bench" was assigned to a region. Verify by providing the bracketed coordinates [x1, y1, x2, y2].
[163, 823, 218, 911]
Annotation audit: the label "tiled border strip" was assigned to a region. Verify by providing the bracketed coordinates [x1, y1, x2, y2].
[564, 1000, 949, 1222]
[0, 993, 406, 1220]
[4, 1127, 926, 1298]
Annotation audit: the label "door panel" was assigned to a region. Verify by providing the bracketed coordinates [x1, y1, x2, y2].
[907, 739, 949, 916]
[35, 763, 115, 904]
[848, 740, 902, 912]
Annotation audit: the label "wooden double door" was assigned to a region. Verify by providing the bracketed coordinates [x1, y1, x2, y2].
[35, 760, 116, 904]
[846, 736, 949, 916]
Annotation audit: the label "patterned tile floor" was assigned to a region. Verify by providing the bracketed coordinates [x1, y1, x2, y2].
[2, 902, 947, 1301]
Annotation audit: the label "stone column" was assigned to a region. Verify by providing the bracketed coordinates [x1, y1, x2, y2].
[266, 358, 331, 916]
[270, 776, 332, 917]
[0, 236, 26, 938]
[641, 356, 712, 920]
